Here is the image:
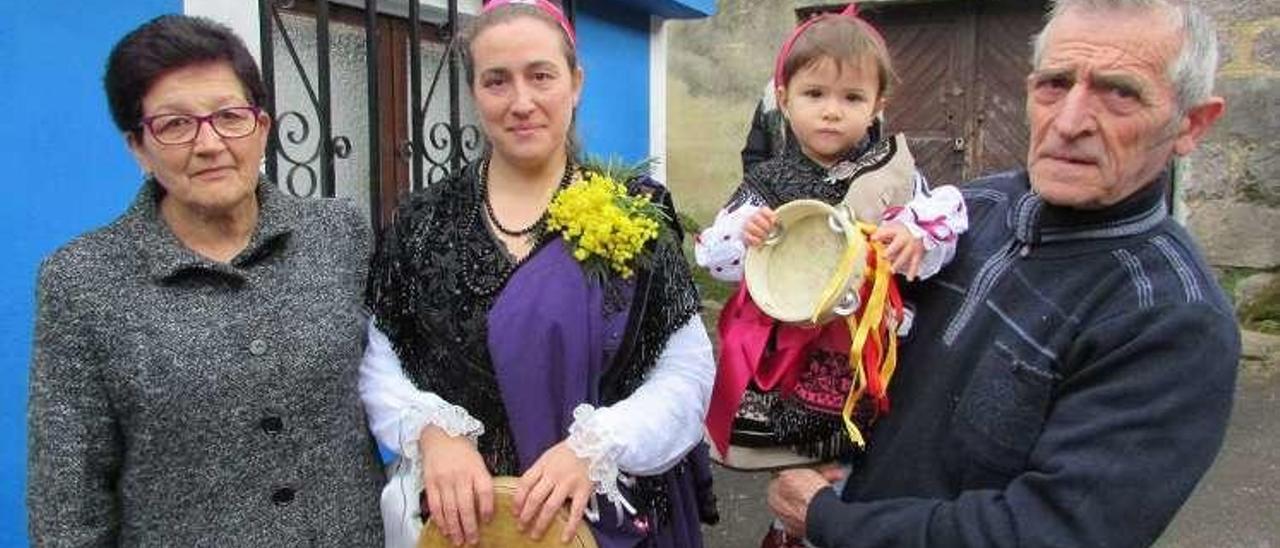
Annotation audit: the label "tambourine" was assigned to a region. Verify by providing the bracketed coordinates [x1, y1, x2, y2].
[418, 476, 598, 548]
[712, 201, 903, 471]
[708, 135, 915, 472]
[744, 199, 869, 326]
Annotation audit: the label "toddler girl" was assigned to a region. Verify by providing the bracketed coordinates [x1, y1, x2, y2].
[697, 6, 968, 545]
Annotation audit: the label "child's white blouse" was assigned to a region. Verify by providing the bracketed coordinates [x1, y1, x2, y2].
[695, 172, 968, 283]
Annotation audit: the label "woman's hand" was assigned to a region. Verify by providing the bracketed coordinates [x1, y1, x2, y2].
[419, 425, 494, 546]
[742, 207, 778, 247]
[871, 221, 925, 280]
[513, 441, 594, 543]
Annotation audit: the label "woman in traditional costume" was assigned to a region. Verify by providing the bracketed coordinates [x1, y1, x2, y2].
[359, 1, 717, 547]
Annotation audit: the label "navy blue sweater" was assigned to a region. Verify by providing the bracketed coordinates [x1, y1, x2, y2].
[807, 170, 1239, 548]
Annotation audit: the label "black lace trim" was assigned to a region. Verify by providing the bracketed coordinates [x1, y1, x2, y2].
[595, 179, 702, 529]
[367, 166, 702, 508]
[367, 161, 523, 471]
[739, 122, 884, 209]
[723, 184, 767, 215]
[726, 388, 873, 463]
[599, 178, 700, 404]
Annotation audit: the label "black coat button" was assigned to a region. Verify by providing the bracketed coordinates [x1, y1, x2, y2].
[260, 416, 284, 435]
[272, 487, 295, 506]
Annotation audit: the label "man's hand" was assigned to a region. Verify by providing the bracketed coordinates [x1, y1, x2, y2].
[767, 468, 833, 538]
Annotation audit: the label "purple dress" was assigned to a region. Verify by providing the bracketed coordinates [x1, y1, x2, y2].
[367, 165, 717, 547]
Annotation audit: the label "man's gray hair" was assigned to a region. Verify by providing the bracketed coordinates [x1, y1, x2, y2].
[1030, 0, 1219, 113]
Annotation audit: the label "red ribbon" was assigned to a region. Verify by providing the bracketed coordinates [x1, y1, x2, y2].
[860, 249, 904, 415]
[706, 249, 906, 457]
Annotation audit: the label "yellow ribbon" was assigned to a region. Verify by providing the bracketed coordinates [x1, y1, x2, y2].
[842, 223, 897, 449]
[806, 218, 901, 450]
[808, 213, 862, 325]
[880, 308, 900, 390]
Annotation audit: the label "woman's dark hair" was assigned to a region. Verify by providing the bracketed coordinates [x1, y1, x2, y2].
[457, 4, 577, 90]
[456, 4, 582, 160]
[104, 15, 268, 137]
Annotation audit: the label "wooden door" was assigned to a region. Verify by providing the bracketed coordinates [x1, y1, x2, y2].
[854, 0, 1046, 186]
[860, 2, 972, 186]
[969, 3, 1044, 177]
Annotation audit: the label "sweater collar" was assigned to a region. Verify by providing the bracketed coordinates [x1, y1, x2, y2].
[125, 177, 297, 283]
[1008, 170, 1168, 246]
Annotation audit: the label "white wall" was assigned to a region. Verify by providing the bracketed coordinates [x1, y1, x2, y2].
[649, 16, 669, 184]
[185, 0, 261, 62]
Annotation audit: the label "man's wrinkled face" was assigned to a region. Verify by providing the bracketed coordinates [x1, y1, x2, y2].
[1026, 7, 1184, 209]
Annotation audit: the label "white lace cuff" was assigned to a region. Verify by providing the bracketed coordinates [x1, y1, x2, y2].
[399, 401, 485, 465]
[883, 206, 947, 250]
[879, 212, 954, 280]
[883, 184, 967, 247]
[881, 184, 968, 280]
[566, 403, 636, 521]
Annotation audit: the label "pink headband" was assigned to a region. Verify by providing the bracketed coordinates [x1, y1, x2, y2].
[482, 0, 576, 47]
[773, 4, 887, 89]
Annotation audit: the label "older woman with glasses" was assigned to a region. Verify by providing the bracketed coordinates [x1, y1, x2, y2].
[26, 15, 383, 545]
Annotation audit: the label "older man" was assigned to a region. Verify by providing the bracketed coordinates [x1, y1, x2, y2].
[767, 1, 1236, 546]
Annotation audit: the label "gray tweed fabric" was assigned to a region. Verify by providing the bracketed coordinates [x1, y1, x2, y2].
[27, 178, 384, 546]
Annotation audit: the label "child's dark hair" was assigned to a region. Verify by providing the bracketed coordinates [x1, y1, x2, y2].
[779, 15, 896, 99]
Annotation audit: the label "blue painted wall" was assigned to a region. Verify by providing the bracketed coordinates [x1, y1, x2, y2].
[669, 0, 716, 17]
[0, 1, 181, 544]
[614, 0, 715, 19]
[575, 2, 652, 164]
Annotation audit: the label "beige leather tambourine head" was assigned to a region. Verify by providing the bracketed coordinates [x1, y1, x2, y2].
[745, 199, 868, 325]
[418, 477, 598, 548]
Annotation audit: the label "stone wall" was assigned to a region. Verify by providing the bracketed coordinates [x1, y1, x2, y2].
[665, 0, 794, 222]
[1184, 2, 1280, 272]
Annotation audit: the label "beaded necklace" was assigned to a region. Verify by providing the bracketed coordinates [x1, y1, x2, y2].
[480, 158, 575, 237]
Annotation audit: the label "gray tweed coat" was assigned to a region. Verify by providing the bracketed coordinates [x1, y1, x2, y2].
[27, 179, 384, 546]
